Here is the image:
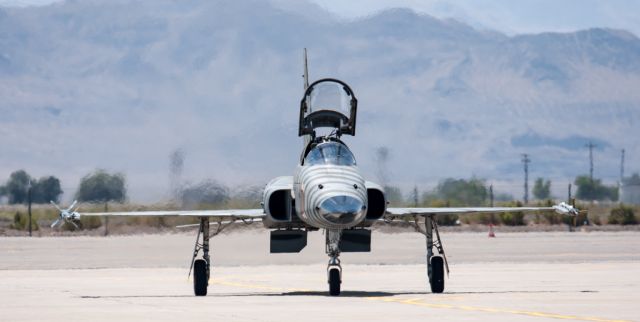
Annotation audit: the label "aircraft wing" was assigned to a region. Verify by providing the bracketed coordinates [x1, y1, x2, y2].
[81, 209, 265, 221]
[385, 202, 579, 218]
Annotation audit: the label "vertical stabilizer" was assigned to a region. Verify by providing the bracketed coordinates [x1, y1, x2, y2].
[303, 48, 309, 90]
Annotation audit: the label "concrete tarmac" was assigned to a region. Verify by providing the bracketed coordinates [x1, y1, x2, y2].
[1, 230, 638, 321]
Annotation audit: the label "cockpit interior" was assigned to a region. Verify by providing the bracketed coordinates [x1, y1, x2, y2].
[303, 141, 357, 166]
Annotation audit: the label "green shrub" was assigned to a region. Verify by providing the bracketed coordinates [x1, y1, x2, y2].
[428, 200, 459, 226]
[437, 214, 459, 226]
[499, 211, 525, 226]
[497, 201, 525, 226]
[475, 213, 498, 225]
[543, 213, 564, 225]
[10, 211, 39, 231]
[79, 216, 103, 230]
[608, 205, 637, 225]
[564, 212, 588, 226]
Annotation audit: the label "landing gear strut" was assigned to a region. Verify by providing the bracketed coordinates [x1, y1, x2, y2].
[326, 229, 342, 296]
[190, 217, 210, 296]
[419, 215, 449, 293]
[187, 217, 255, 296]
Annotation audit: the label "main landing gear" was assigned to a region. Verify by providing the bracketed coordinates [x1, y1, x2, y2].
[326, 229, 342, 296]
[188, 216, 254, 296]
[416, 214, 449, 293]
[190, 217, 210, 296]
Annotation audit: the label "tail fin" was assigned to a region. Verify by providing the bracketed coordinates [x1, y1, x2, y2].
[303, 48, 309, 90]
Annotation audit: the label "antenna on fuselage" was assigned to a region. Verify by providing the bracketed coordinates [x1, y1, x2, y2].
[303, 48, 309, 90]
[301, 48, 312, 153]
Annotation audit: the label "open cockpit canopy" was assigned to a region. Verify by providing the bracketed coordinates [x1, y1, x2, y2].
[299, 79, 357, 137]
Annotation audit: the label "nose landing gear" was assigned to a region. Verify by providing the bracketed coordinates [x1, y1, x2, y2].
[326, 229, 342, 296]
[328, 258, 341, 296]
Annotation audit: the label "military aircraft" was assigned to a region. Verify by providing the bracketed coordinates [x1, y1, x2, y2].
[53, 50, 578, 296]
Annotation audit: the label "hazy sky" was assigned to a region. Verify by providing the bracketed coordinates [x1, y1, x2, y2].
[1, 0, 638, 202]
[2, 0, 638, 36]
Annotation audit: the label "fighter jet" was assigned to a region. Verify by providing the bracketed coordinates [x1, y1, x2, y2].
[53, 49, 579, 296]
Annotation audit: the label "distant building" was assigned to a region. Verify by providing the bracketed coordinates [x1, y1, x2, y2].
[620, 174, 640, 205]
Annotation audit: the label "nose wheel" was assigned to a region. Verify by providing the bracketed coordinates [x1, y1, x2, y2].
[326, 229, 343, 296]
[328, 262, 341, 296]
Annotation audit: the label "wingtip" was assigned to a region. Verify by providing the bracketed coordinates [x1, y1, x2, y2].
[552, 202, 580, 216]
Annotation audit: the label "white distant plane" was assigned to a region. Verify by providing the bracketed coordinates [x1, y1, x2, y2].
[52, 50, 578, 296]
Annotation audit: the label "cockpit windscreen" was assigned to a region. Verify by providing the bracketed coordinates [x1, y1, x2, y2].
[305, 142, 356, 166]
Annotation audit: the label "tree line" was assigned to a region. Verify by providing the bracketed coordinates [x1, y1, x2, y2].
[391, 174, 629, 207]
[0, 169, 258, 208]
[0, 170, 63, 204]
[2, 169, 636, 228]
[1, 169, 633, 207]
[0, 169, 126, 205]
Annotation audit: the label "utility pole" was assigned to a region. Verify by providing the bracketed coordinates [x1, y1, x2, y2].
[489, 184, 495, 225]
[522, 154, 531, 204]
[27, 180, 32, 237]
[585, 141, 597, 182]
[620, 149, 625, 184]
[619, 149, 625, 204]
[489, 184, 494, 207]
[104, 201, 109, 236]
[413, 185, 419, 207]
[568, 183, 572, 202]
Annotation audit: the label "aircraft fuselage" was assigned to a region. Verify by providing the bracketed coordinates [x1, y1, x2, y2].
[293, 144, 368, 230]
[261, 78, 387, 230]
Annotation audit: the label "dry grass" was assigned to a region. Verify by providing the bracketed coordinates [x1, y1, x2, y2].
[1, 201, 638, 236]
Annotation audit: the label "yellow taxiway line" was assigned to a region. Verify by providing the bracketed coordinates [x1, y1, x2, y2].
[209, 278, 631, 322]
[365, 297, 631, 322]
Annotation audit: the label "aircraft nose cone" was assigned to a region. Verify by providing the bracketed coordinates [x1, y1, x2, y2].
[318, 195, 365, 224]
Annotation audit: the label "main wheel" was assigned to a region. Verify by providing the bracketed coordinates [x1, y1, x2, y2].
[429, 256, 445, 293]
[328, 268, 341, 296]
[193, 259, 208, 296]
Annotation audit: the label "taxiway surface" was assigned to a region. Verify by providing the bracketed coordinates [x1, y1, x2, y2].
[1, 230, 638, 321]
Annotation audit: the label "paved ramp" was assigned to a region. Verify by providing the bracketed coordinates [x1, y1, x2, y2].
[0, 231, 638, 321]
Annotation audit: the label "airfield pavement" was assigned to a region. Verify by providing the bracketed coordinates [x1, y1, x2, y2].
[0, 230, 639, 322]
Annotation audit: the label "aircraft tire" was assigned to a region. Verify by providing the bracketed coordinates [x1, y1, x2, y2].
[328, 268, 341, 296]
[194, 259, 208, 296]
[430, 256, 445, 293]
